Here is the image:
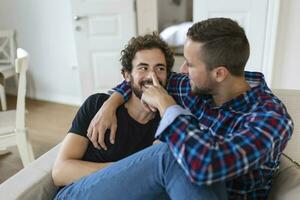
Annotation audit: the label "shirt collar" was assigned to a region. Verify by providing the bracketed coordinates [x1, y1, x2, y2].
[210, 71, 271, 111]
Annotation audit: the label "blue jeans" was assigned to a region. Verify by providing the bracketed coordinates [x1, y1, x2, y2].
[54, 143, 227, 200]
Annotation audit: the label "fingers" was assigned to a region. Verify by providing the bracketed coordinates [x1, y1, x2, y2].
[141, 100, 151, 112]
[87, 125, 92, 139]
[87, 119, 107, 150]
[141, 85, 159, 112]
[151, 73, 160, 87]
[149, 105, 157, 112]
[110, 122, 117, 144]
[90, 127, 101, 150]
[97, 127, 107, 151]
[141, 98, 157, 112]
[152, 139, 161, 145]
[87, 121, 100, 149]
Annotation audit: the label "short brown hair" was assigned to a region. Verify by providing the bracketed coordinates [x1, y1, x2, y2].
[187, 18, 250, 76]
[120, 32, 174, 75]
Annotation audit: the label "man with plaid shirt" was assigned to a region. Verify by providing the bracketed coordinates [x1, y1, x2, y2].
[86, 18, 293, 200]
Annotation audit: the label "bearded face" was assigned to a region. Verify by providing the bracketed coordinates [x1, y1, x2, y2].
[126, 48, 169, 99]
[129, 75, 165, 99]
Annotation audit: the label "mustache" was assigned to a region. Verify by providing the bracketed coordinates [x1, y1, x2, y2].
[139, 79, 163, 86]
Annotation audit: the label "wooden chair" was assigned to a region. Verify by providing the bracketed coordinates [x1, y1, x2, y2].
[0, 48, 34, 167]
[0, 30, 17, 111]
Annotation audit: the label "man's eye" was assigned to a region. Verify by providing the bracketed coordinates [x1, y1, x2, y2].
[156, 67, 166, 71]
[139, 67, 147, 70]
[184, 60, 191, 67]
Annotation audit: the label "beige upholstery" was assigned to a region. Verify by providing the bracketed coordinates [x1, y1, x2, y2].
[273, 89, 300, 163]
[268, 155, 300, 200]
[0, 89, 299, 200]
[0, 144, 59, 200]
[268, 89, 300, 200]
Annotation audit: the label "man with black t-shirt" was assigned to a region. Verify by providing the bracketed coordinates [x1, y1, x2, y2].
[54, 33, 227, 200]
[52, 33, 174, 187]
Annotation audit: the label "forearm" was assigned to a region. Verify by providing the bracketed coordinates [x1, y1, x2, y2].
[158, 110, 292, 185]
[105, 92, 125, 108]
[52, 159, 112, 186]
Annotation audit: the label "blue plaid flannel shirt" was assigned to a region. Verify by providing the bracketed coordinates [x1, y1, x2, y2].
[113, 71, 293, 199]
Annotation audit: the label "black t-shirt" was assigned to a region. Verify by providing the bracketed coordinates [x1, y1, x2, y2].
[69, 93, 160, 163]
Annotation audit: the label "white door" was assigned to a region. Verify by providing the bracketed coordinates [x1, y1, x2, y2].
[193, 0, 280, 86]
[70, 0, 136, 100]
[136, 0, 158, 35]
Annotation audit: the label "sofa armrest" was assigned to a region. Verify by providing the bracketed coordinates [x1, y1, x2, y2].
[268, 154, 300, 200]
[0, 144, 60, 200]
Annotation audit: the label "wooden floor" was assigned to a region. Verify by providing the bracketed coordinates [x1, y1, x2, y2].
[0, 95, 79, 183]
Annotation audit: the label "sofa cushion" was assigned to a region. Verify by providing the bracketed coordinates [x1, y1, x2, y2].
[272, 89, 300, 164]
[0, 144, 60, 200]
[268, 154, 300, 200]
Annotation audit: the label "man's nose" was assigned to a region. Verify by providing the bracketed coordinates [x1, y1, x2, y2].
[146, 70, 156, 78]
[180, 62, 188, 74]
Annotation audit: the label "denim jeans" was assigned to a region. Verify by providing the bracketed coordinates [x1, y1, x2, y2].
[54, 143, 227, 200]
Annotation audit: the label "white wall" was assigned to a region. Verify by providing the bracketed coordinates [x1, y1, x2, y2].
[0, 0, 299, 107]
[272, 0, 300, 90]
[0, 0, 81, 105]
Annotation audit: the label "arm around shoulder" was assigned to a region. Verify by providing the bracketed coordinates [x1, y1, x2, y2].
[87, 92, 125, 150]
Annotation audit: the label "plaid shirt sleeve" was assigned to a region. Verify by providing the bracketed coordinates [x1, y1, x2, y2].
[111, 80, 131, 101]
[156, 101, 293, 186]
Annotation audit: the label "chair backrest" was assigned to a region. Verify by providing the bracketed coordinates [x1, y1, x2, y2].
[272, 89, 300, 163]
[0, 30, 16, 65]
[15, 48, 29, 130]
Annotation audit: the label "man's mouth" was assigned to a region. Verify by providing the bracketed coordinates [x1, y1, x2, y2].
[140, 79, 164, 88]
[140, 80, 154, 88]
[143, 83, 153, 87]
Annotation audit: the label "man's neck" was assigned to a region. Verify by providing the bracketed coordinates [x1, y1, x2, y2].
[124, 94, 156, 124]
[212, 76, 251, 106]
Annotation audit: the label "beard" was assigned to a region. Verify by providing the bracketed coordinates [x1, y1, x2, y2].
[131, 82, 143, 99]
[129, 76, 164, 99]
[191, 85, 213, 95]
[190, 77, 216, 96]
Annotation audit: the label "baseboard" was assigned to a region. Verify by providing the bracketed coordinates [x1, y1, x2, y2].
[6, 86, 82, 106]
[29, 92, 82, 106]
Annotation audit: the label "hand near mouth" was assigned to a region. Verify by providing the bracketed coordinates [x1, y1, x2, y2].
[141, 73, 177, 116]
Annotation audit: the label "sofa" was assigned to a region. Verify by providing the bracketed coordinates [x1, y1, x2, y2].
[0, 89, 299, 200]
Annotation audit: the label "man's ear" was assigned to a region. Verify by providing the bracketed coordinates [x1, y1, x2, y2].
[123, 70, 130, 82]
[213, 66, 228, 83]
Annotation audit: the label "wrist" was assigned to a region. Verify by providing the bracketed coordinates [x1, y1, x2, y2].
[158, 98, 177, 117]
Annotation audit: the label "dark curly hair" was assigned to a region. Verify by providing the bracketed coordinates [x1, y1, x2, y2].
[187, 18, 250, 76]
[120, 32, 174, 76]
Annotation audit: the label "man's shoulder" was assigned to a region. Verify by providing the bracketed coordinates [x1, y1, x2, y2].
[87, 93, 109, 101]
[250, 88, 289, 116]
[84, 93, 110, 106]
[78, 93, 111, 115]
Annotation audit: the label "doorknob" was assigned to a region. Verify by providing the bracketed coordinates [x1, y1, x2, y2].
[73, 15, 87, 21]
